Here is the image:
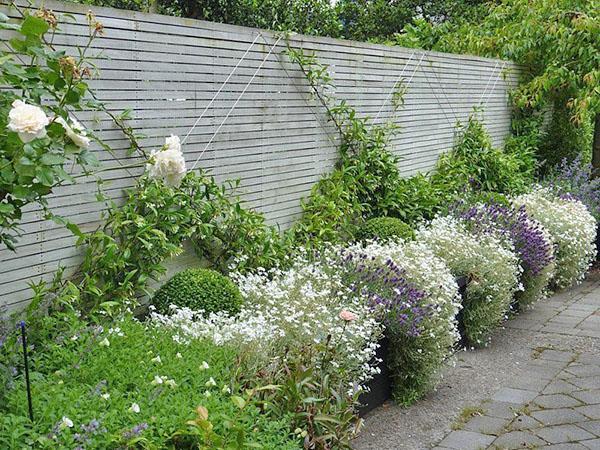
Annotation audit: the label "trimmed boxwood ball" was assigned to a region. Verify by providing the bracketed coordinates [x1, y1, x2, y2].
[356, 217, 415, 242]
[151, 268, 243, 316]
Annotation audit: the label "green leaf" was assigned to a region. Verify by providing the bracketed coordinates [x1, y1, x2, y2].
[20, 15, 49, 38]
[231, 396, 246, 410]
[0, 22, 20, 31]
[35, 166, 55, 186]
[41, 153, 66, 165]
[0, 203, 15, 214]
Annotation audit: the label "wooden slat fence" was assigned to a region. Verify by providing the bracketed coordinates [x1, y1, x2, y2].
[0, 0, 520, 311]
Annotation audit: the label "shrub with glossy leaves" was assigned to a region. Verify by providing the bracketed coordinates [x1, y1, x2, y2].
[356, 217, 415, 242]
[151, 268, 242, 316]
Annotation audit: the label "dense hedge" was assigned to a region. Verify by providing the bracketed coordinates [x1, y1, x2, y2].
[151, 268, 243, 316]
[356, 217, 415, 242]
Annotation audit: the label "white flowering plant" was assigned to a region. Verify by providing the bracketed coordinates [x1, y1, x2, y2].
[454, 201, 556, 308]
[334, 240, 461, 405]
[154, 254, 383, 387]
[0, 10, 104, 250]
[416, 216, 522, 347]
[146, 135, 187, 187]
[513, 187, 597, 289]
[152, 253, 383, 447]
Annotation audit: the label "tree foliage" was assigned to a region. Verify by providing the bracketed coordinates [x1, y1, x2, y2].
[336, 0, 488, 41]
[396, 0, 600, 166]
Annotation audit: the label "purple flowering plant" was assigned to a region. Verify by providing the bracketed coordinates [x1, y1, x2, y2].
[336, 248, 433, 337]
[546, 156, 600, 221]
[456, 202, 555, 307]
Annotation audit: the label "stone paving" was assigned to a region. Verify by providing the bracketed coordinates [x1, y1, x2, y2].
[435, 276, 600, 450]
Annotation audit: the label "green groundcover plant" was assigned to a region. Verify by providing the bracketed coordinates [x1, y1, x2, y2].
[0, 315, 298, 449]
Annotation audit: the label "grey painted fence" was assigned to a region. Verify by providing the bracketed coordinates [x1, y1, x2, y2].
[0, 0, 520, 311]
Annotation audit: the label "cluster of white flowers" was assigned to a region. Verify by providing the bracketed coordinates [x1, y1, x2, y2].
[339, 240, 461, 398]
[513, 187, 597, 289]
[152, 255, 383, 386]
[146, 135, 187, 187]
[416, 216, 522, 347]
[8, 100, 91, 149]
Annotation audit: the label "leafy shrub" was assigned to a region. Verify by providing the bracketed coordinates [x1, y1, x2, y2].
[338, 241, 460, 405]
[537, 96, 593, 171]
[356, 217, 415, 242]
[545, 156, 600, 221]
[513, 187, 597, 289]
[389, 173, 449, 224]
[0, 12, 104, 250]
[57, 172, 287, 314]
[432, 115, 534, 195]
[189, 180, 291, 274]
[0, 316, 298, 449]
[416, 216, 521, 347]
[457, 203, 556, 308]
[151, 268, 242, 316]
[286, 48, 404, 247]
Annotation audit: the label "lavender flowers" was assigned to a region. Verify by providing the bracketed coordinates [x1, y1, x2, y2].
[459, 202, 555, 307]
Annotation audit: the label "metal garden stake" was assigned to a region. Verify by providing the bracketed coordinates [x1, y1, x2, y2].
[19, 321, 34, 421]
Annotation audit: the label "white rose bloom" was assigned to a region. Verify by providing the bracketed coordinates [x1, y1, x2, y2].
[147, 135, 187, 187]
[7, 100, 49, 143]
[55, 116, 91, 148]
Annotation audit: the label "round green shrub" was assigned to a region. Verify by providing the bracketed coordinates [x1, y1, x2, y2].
[151, 268, 243, 316]
[356, 217, 415, 242]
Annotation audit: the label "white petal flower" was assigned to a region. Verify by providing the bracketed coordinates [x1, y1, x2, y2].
[129, 403, 140, 413]
[55, 116, 91, 148]
[101, 393, 110, 400]
[99, 338, 110, 347]
[60, 416, 74, 429]
[8, 100, 49, 142]
[151, 375, 164, 385]
[199, 361, 209, 370]
[146, 135, 186, 186]
[205, 377, 216, 387]
[165, 378, 177, 388]
[151, 355, 162, 364]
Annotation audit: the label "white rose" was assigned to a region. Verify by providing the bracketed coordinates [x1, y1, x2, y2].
[55, 116, 91, 148]
[147, 135, 187, 187]
[7, 100, 49, 143]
